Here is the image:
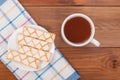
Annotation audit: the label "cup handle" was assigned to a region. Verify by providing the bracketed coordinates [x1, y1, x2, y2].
[91, 38, 100, 47]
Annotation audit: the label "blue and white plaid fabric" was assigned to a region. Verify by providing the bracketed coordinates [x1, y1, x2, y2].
[0, 0, 80, 80]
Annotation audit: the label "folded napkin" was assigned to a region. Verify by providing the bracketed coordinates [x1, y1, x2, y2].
[0, 0, 80, 80]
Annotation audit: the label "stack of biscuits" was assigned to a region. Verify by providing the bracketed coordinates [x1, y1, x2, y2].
[6, 26, 55, 69]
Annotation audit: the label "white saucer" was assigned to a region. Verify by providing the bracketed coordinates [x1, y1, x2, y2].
[7, 25, 55, 71]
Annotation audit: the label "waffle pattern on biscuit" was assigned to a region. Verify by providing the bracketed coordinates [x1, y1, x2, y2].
[6, 26, 56, 69]
[6, 50, 40, 69]
[18, 45, 51, 62]
[17, 34, 51, 51]
[20, 26, 55, 43]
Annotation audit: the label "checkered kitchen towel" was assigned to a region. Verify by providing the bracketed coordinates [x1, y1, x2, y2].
[0, 0, 80, 80]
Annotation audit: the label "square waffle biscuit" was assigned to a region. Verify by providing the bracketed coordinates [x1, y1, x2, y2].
[17, 34, 51, 51]
[20, 26, 55, 43]
[18, 45, 52, 62]
[6, 49, 41, 69]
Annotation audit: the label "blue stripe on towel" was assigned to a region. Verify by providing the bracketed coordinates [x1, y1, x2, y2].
[67, 71, 80, 80]
[0, 0, 6, 6]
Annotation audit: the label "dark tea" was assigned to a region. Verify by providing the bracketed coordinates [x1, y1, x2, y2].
[64, 17, 91, 43]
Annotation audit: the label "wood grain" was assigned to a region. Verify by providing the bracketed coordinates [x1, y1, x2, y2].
[24, 7, 120, 47]
[19, 0, 120, 6]
[1, 0, 120, 80]
[60, 48, 120, 80]
[0, 61, 17, 80]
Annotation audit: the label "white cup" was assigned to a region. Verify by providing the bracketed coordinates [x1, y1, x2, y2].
[61, 13, 100, 47]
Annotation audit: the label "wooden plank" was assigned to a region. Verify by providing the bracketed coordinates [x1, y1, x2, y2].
[1, 1, 120, 80]
[24, 7, 120, 47]
[0, 61, 17, 80]
[1, 48, 120, 80]
[60, 47, 120, 80]
[19, 0, 120, 6]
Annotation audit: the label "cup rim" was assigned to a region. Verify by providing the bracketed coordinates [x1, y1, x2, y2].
[61, 13, 95, 47]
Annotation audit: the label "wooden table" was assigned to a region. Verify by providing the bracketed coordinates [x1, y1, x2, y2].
[0, 0, 120, 80]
